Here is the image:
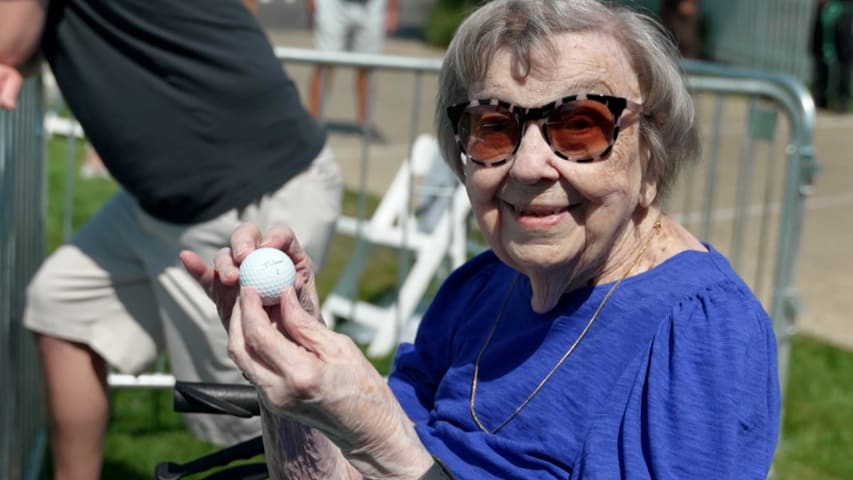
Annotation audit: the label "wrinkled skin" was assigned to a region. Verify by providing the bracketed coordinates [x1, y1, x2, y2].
[181, 224, 433, 480]
[464, 31, 703, 312]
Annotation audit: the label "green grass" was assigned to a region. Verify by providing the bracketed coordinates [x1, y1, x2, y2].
[42, 138, 853, 478]
[773, 335, 853, 479]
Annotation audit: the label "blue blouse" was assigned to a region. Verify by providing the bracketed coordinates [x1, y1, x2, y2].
[388, 246, 781, 479]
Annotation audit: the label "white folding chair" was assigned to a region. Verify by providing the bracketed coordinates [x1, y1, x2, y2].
[321, 134, 470, 357]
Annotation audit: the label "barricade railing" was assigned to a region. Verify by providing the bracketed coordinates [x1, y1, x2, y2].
[0, 77, 47, 480]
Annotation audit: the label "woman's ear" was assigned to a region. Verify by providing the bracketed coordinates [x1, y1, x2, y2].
[638, 143, 658, 208]
[639, 171, 658, 208]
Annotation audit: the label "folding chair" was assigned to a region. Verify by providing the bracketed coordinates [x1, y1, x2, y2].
[321, 134, 470, 357]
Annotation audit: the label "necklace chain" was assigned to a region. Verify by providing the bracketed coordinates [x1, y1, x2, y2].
[469, 220, 662, 434]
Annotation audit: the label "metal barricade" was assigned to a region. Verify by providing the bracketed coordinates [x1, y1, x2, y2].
[274, 48, 817, 397]
[0, 78, 47, 480]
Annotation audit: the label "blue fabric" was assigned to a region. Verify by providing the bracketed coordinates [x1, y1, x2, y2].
[388, 246, 780, 479]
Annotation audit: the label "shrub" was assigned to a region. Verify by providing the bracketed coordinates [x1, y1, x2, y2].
[423, 0, 480, 48]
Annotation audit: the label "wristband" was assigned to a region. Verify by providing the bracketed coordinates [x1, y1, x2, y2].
[419, 456, 455, 479]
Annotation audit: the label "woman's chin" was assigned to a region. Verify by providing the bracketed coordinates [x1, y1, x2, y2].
[504, 243, 575, 273]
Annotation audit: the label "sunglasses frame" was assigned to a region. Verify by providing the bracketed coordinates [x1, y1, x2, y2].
[447, 93, 644, 166]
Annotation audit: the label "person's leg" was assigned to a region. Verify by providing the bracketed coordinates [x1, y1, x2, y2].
[351, 0, 386, 128]
[35, 335, 108, 480]
[309, 66, 334, 119]
[24, 192, 163, 480]
[256, 144, 342, 269]
[311, 0, 345, 119]
[134, 203, 262, 445]
[131, 145, 340, 447]
[242, 0, 258, 15]
[80, 144, 110, 180]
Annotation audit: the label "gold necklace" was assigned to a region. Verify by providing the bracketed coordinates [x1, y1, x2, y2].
[469, 220, 662, 434]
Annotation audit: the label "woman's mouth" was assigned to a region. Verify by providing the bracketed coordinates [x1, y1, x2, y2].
[505, 201, 581, 228]
[512, 205, 570, 216]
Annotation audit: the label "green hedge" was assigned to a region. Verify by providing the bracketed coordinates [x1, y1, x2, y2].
[422, 0, 712, 60]
[423, 0, 480, 47]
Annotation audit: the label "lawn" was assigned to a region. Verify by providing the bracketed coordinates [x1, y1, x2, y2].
[41, 138, 853, 479]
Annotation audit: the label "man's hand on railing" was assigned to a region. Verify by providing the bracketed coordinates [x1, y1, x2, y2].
[0, 64, 23, 111]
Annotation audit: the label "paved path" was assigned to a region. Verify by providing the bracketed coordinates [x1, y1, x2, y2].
[794, 113, 853, 350]
[264, 26, 853, 351]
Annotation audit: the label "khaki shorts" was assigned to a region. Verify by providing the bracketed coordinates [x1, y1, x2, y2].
[314, 0, 387, 54]
[24, 145, 341, 445]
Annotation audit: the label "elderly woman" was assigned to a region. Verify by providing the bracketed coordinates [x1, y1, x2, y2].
[182, 0, 781, 478]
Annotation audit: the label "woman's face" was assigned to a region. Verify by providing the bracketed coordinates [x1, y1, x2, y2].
[464, 31, 655, 296]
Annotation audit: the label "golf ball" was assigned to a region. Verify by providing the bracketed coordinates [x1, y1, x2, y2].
[239, 248, 296, 306]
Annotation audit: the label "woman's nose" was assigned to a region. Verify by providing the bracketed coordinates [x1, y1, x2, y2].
[509, 122, 560, 183]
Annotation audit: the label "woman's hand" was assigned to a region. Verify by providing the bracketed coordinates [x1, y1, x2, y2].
[181, 223, 433, 479]
[233, 287, 432, 478]
[180, 223, 320, 329]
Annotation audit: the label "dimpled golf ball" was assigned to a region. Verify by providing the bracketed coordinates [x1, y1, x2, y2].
[239, 247, 296, 306]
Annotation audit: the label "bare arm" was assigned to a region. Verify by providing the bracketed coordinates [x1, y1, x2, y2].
[260, 402, 362, 479]
[385, 0, 399, 34]
[0, 0, 49, 109]
[0, 0, 49, 67]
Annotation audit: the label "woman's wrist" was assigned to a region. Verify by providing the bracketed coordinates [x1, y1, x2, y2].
[260, 402, 360, 479]
[339, 412, 434, 479]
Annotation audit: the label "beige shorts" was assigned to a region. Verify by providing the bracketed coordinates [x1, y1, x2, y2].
[24, 145, 341, 445]
[314, 0, 387, 54]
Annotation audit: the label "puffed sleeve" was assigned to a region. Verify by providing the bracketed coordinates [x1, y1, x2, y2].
[574, 281, 782, 479]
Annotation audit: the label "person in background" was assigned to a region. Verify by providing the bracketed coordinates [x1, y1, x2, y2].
[243, 0, 259, 14]
[306, 0, 399, 129]
[0, 0, 342, 479]
[810, 0, 853, 112]
[79, 145, 110, 180]
[661, 0, 701, 59]
[182, 0, 781, 478]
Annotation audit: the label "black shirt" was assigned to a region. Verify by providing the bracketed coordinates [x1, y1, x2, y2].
[42, 0, 326, 223]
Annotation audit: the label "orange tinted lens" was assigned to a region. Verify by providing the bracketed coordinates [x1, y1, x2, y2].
[546, 100, 615, 160]
[459, 104, 520, 163]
